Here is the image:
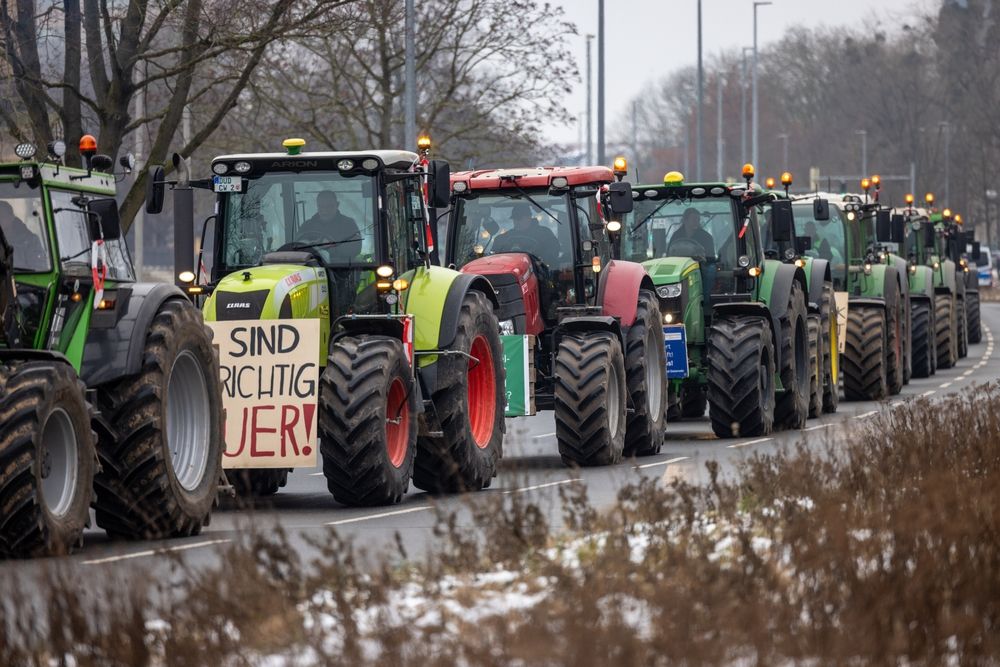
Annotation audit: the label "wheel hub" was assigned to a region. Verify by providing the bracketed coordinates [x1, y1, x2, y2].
[166, 349, 211, 492]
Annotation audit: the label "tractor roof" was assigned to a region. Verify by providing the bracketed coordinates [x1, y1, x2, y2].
[451, 166, 614, 189]
[212, 149, 419, 170]
[0, 162, 116, 195]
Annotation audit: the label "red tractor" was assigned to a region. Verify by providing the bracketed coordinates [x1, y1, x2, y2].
[445, 166, 667, 466]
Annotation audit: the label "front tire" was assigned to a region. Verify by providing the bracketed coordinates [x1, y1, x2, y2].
[623, 290, 666, 457]
[957, 296, 968, 359]
[821, 284, 839, 413]
[321, 336, 416, 506]
[968, 292, 982, 344]
[774, 281, 809, 430]
[843, 306, 887, 401]
[807, 315, 823, 419]
[886, 287, 904, 395]
[226, 469, 289, 498]
[707, 316, 775, 438]
[554, 332, 627, 466]
[94, 300, 223, 540]
[413, 291, 504, 493]
[0, 362, 95, 558]
[911, 300, 933, 378]
[935, 294, 957, 369]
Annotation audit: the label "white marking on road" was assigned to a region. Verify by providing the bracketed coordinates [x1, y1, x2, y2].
[940, 382, 953, 388]
[803, 423, 833, 432]
[728, 437, 773, 449]
[635, 456, 689, 469]
[308, 472, 325, 476]
[854, 410, 878, 419]
[504, 479, 580, 494]
[922, 390, 937, 397]
[326, 506, 431, 526]
[83, 539, 231, 565]
[532, 432, 557, 440]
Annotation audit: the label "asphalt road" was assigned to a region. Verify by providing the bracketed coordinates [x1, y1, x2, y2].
[4, 304, 999, 579]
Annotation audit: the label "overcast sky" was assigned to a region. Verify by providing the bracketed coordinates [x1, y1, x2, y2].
[547, 0, 936, 147]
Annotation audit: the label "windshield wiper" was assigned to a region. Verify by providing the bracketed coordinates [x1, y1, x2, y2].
[630, 197, 677, 233]
[290, 235, 362, 250]
[503, 182, 564, 227]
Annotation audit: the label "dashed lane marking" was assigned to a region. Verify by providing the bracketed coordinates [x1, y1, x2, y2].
[326, 506, 431, 526]
[922, 390, 937, 397]
[940, 381, 953, 388]
[635, 456, 689, 470]
[854, 410, 878, 419]
[532, 432, 557, 440]
[83, 539, 232, 565]
[728, 437, 773, 449]
[503, 479, 580, 494]
[803, 423, 834, 432]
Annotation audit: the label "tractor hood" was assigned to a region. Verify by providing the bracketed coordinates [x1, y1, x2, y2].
[461, 253, 534, 282]
[204, 264, 329, 322]
[641, 257, 700, 285]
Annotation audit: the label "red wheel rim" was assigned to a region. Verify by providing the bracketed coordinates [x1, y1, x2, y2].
[467, 335, 497, 449]
[385, 377, 409, 468]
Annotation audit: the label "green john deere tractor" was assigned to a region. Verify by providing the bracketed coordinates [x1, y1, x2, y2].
[793, 192, 909, 400]
[618, 166, 811, 438]
[158, 139, 506, 506]
[0, 138, 223, 557]
[757, 174, 839, 418]
[961, 225, 983, 345]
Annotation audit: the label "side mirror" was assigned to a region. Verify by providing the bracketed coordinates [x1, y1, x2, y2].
[876, 210, 891, 242]
[813, 198, 830, 221]
[428, 159, 451, 208]
[770, 200, 794, 243]
[146, 165, 166, 214]
[605, 181, 634, 215]
[924, 223, 936, 247]
[795, 235, 812, 254]
[890, 214, 906, 243]
[972, 241, 982, 262]
[88, 197, 121, 241]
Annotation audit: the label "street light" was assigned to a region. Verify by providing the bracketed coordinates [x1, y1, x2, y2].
[752, 1, 772, 170]
[777, 132, 789, 168]
[597, 0, 605, 165]
[741, 46, 753, 163]
[585, 34, 594, 165]
[940, 121, 951, 206]
[855, 129, 867, 177]
[696, 0, 703, 180]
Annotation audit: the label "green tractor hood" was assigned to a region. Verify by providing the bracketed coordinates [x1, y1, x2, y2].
[641, 256, 700, 284]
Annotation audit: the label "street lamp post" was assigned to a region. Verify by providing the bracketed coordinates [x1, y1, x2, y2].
[597, 0, 606, 165]
[752, 1, 772, 170]
[717, 75, 724, 181]
[777, 132, 789, 168]
[941, 121, 951, 205]
[856, 129, 867, 177]
[696, 0, 703, 180]
[585, 34, 594, 164]
[404, 0, 415, 150]
[741, 46, 753, 163]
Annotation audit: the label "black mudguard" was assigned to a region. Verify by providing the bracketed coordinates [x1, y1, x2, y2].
[807, 258, 832, 313]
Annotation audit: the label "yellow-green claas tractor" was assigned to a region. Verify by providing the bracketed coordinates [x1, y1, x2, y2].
[151, 139, 506, 506]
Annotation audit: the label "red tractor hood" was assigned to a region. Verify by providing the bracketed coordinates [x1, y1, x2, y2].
[461, 253, 534, 282]
[461, 253, 544, 335]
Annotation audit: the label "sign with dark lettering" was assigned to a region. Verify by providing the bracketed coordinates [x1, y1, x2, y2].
[208, 319, 320, 469]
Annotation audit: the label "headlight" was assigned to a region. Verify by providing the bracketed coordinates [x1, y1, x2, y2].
[737, 254, 751, 268]
[656, 284, 682, 299]
[499, 319, 515, 335]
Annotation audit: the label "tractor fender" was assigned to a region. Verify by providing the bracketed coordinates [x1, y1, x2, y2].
[554, 315, 624, 349]
[760, 261, 807, 322]
[436, 272, 499, 349]
[712, 301, 782, 372]
[890, 255, 910, 302]
[597, 259, 655, 328]
[80, 282, 188, 387]
[806, 258, 832, 313]
[909, 265, 935, 300]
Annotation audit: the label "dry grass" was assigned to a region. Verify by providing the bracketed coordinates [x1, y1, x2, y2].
[3, 384, 1000, 665]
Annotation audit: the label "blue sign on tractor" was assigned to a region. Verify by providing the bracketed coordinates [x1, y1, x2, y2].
[663, 324, 689, 378]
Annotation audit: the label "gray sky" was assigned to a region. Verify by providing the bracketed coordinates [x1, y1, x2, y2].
[547, 0, 934, 147]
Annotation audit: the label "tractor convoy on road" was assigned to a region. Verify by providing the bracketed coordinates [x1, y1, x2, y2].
[0, 133, 987, 558]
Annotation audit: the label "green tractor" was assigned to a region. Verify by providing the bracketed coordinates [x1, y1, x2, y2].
[960, 224, 983, 345]
[158, 139, 506, 506]
[756, 173, 839, 418]
[0, 138, 223, 556]
[793, 190, 909, 400]
[618, 166, 812, 438]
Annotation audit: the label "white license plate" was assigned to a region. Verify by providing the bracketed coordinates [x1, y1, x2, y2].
[213, 176, 242, 193]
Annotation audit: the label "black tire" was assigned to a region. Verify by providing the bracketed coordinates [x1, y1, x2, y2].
[807, 314, 823, 419]
[935, 294, 957, 369]
[968, 292, 982, 344]
[957, 296, 968, 359]
[820, 284, 839, 414]
[0, 362, 95, 558]
[94, 299, 223, 540]
[680, 388, 707, 419]
[843, 306, 887, 401]
[774, 281, 809, 430]
[554, 332, 626, 466]
[886, 287, 904, 396]
[321, 336, 416, 506]
[911, 300, 933, 378]
[623, 290, 666, 457]
[226, 468, 289, 498]
[414, 291, 504, 492]
[707, 316, 775, 438]
[666, 384, 681, 421]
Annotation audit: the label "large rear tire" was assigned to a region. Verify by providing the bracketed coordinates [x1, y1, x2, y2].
[707, 316, 775, 438]
[807, 315, 823, 419]
[94, 299, 223, 540]
[935, 294, 957, 369]
[226, 469, 289, 498]
[774, 281, 809, 430]
[623, 290, 666, 457]
[843, 306, 887, 401]
[554, 332, 626, 466]
[821, 284, 839, 413]
[968, 292, 982, 344]
[414, 291, 504, 493]
[911, 300, 933, 378]
[886, 287, 904, 395]
[0, 362, 95, 558]
[321, 336, 416, 506]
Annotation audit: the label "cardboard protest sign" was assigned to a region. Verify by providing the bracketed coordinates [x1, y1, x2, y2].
[208, 319, 320, 469]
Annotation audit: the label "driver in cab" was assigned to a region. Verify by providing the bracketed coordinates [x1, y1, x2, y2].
[295, 190, 361, 259]
[667, 207, 714, 259]
[491, 202, 561, 267]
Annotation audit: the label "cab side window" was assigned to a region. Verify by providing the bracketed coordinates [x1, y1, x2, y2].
[385, 177, 424, 273]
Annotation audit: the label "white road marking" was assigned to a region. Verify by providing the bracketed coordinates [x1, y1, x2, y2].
[327, 506, 431, 526]
[532, 432, 557, 440]
[728, 437, 773, 449]
[308, 472, 325, 476]
[803, 423, 834, 432]
[940, 382, 953, 388]
[635, 456, 689, 469]
[854, 410, 878, 419]
[83, 539, 231, 565]
[921, 390, 937, 397]
[504, 479, 580, 494]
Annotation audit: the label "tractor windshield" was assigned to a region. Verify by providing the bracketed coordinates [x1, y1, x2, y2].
[450, 191, 571, 271]
[0, 181, 50, 272]
[217, 171, 377, 274]
[793, 202, 850, 290]
[621, 195, 737, 270]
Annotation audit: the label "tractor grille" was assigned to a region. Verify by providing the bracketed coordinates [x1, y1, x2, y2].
[214, 289, 271, 321]
[484, 273, 527, 333]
